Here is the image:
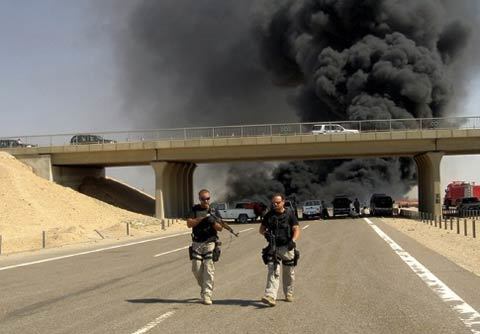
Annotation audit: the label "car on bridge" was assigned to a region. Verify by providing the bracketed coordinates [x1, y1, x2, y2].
[70, 134, 117, 145]
[312, 124, 360, 135]
[0, 138, 35, 148]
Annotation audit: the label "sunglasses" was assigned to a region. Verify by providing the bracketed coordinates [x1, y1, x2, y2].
[200, 197, 211, 201]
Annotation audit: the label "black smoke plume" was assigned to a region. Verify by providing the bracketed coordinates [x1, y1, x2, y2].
[250, 0, 473, 203]
[114, 0, 476, 204]
[115, 0, 295, 128]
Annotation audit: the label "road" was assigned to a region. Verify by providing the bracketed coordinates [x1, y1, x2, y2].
[0, 217, 479, 334]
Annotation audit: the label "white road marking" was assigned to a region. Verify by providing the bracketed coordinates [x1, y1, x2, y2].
[302, 225, 310, 230]
[131, 311, 175, 334]
[153, 228, 252, 257]
[364, 217, 480, 334]
[154, 246, 189, 258]
[0, 232, 191, 272]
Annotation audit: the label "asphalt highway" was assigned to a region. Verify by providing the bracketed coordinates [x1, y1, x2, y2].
[0, 217, 479, 334]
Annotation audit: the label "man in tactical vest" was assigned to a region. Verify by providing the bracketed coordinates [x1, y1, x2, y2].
[187, 189, 223, 305]
[259, 193, 300, 307]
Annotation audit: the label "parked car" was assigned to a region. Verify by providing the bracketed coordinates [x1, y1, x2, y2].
[302, 200, 322, 220]
[332, 195, 353, 217]
[458, 197, 480, 217]
[213, 202, 256, 223]
[369, 194, 394, 216]
[312, 124, 359, 134]
[0, 138, 34, 148]
[235, 201, 267, 220]
[70, 134, 117, 145]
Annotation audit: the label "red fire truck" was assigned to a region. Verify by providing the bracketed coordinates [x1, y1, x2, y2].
[443, 181, 480, 207]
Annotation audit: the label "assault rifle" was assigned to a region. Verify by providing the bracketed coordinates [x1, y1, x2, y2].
[208, 210, 239, 237]
[263, 216, 280, 271]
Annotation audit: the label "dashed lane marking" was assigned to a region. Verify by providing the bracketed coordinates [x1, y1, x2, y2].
[364, 217, 480, 334]
[131, 311, 175, 334]
[302, 225, 310, 230]
[154, 246, 190, 258]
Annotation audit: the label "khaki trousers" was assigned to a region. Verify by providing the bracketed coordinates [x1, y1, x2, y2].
[264, 246, 295, 299]
[191, 241, 215, 298]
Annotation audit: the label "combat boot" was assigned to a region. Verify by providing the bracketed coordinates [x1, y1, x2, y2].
[202, 296, 212, 305]
[261, 295, 276, 306]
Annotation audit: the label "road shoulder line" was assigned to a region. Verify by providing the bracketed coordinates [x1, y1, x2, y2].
[364, 217, 480, 333]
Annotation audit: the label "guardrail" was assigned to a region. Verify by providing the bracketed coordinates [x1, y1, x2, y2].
[1, 116, 479, 148]
[400, 209, 478, 238]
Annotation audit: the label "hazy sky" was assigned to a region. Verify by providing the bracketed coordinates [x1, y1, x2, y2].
[1, 0, 480, 199]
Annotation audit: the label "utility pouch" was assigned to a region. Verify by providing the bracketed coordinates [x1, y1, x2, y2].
[293, 249, 300, 266]
[212, 241, 222, 262]
[261, 246, 271, 265]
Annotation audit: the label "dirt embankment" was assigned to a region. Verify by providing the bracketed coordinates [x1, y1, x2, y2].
[0, 152, 187, 254]
[381, 217, 480, 277]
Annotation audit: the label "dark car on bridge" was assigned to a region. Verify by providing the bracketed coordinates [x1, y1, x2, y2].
[70, 134, 117, 145]
[0, 138, 35, 148]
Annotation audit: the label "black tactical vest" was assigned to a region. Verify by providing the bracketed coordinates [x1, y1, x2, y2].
[191, 205, 218, 242]
[264, 209, 294, 246]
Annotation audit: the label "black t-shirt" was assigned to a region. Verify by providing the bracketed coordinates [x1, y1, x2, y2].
[262, 208, 298, 246]
[189, 204, 219, 242]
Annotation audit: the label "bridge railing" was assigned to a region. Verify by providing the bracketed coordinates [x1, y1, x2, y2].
[1, 116, 480, 148]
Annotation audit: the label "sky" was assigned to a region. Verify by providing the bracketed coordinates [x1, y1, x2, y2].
[1, 0, 480, 201]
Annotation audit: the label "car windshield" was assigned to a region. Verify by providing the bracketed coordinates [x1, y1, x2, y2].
[313, 125, 323, 130]
[463, 197, 479, 204]
[305, 201, 321, 206]
[333, 198, 350, 206]
[214, 203, 226, 210]
[374, 197, 393, 206]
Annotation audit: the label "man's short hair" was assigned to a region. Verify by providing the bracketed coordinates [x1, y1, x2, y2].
[198, 189, 210, 196]
[271, 193, 285, 201]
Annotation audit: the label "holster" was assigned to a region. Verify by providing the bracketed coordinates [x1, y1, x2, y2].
[283, 248, 300, 267]
[212, 241, 222, 262]
[261, 245, 271, 264]
[188, 246, 194, 260]
[293, 249, 300, 266]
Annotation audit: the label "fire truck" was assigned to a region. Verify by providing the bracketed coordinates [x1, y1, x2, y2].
[443, 181, 480, 207]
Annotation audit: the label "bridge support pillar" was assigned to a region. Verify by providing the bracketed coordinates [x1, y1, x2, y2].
[151, 161, 196, 219]
[414, 152, 444, 218]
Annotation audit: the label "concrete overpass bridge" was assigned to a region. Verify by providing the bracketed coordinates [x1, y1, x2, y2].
[2, 116, 480, 219]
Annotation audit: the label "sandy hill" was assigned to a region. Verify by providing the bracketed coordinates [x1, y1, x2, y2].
[0, 152, 174, 254]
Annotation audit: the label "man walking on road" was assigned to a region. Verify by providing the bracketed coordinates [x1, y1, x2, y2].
[259, 193, 300, 306]
[187, 189, 223, 305]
